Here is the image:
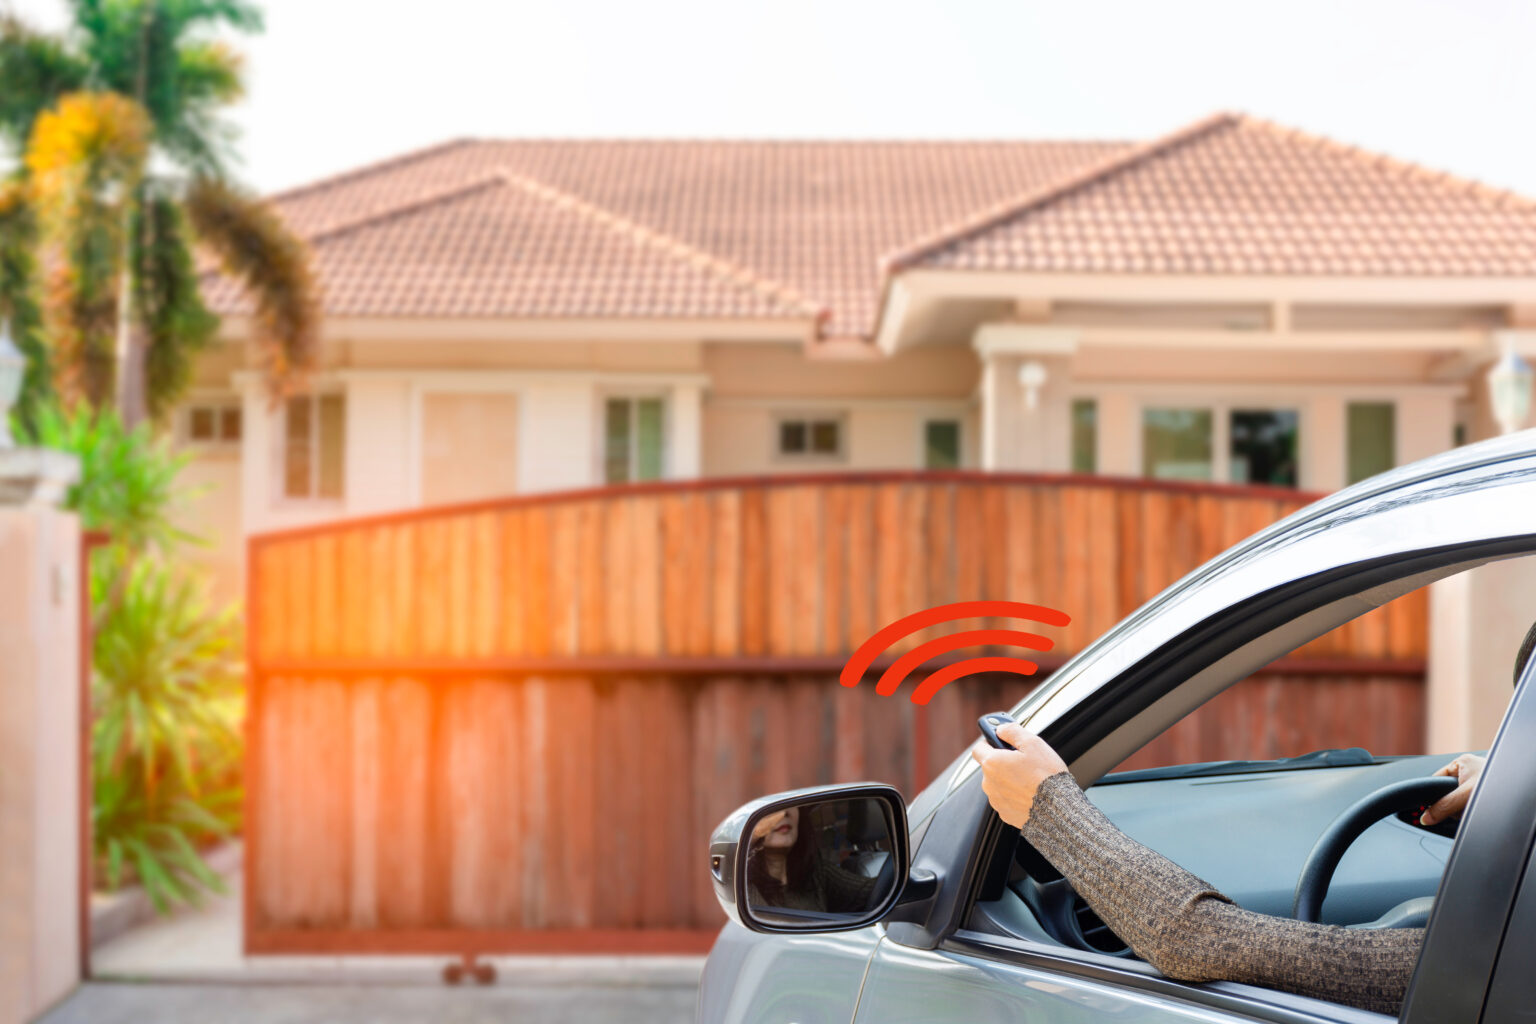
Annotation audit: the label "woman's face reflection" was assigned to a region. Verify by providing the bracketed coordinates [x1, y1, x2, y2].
[751, 806, 800, 850]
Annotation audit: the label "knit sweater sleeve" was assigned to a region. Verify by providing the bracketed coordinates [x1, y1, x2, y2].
[1017, 772, 1424, 1016]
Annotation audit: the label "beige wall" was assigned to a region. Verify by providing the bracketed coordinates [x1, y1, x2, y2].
[703, 401, 979, 476]
[1429, 556, 1536, 752]
[172, 450, 244, 606]
[0, 476, 81, 1024]
[421, 392, 519, 506]
[705, 343, 977, 399]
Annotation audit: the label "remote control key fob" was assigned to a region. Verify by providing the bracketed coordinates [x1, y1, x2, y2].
[978, 711, 1020, 751]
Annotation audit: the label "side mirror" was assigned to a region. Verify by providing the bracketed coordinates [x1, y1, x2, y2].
[709, 783, 911, 934]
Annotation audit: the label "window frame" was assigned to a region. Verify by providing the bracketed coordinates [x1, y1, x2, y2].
[1136, 400, 1304, 488]
[1344, 401, 1397, 486]
[276, 390, 347, 505]
[772, 410, 848, 464]
[179, 396, 243, 450]
[922, 418, 963, 470]
[599, 390, 671, 485]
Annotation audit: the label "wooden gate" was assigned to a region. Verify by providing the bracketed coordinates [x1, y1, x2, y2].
[244, 471, 1426, 954]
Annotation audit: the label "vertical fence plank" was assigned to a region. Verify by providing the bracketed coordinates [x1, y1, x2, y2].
[711, 492, 742, 657]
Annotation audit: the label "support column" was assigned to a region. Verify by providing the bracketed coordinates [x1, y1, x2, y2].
[972, 324, 1079, 473]
[0, 448, 82, 1024]
[1427, 558, 1536, 753]
[670, 382, 703, 480]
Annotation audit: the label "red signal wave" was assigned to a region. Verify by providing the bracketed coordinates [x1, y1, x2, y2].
[840, 601, 1071, 706]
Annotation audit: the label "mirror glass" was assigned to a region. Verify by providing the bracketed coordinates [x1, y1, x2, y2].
[743, 796, 898, 929]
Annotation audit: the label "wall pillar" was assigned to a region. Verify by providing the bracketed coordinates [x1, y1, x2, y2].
[0, 448, 82, 1024]
[1427, 557, 1536, 754]
[670, 382, 703, 479]
[972, 324, 1079, 473]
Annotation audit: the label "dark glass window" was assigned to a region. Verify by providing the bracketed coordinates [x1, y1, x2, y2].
[925, 420, 960, 469]
[1072, 399, 1097, 473]
[810, 420, 840, 455]
[779, 420, 807, 454]
[777, 416, 842, 458]
[1229, 409, 1299, 487]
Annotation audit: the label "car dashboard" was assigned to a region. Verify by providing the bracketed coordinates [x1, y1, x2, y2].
[969, 752, 1465, 957]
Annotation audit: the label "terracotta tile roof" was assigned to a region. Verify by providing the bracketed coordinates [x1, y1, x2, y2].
[206, 118, 1536, 340]
[203, 172, 826, 320]
[895, 113, 1536, 276]
[205, 138, 1128, 334]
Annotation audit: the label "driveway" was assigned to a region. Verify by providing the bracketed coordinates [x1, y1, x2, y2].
[41, 982, 697, 1024]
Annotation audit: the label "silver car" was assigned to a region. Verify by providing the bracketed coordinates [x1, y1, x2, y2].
[700, 429, 1536, 1024]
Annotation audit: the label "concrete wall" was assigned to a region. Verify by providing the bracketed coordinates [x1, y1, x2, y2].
[0, 458, 81, 1024]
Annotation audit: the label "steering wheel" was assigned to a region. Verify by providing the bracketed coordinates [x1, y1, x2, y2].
[1290, 776, 1456, 923]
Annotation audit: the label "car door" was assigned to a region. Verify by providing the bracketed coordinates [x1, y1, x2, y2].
[853, 604, 1536, 1024]
[1400, 658, 1536, 1024]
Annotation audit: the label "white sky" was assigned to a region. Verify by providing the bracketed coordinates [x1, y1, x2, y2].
[6, 0, 1536, 199]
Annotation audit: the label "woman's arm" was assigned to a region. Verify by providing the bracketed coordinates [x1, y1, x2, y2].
[972, 725, 1423, 1016]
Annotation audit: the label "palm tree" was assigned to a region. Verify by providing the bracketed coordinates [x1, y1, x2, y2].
[0, 0, 316, 426]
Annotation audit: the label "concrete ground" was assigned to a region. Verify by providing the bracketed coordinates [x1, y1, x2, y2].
[67, 866, 704, 1023]
[40, 981, 698, 1024]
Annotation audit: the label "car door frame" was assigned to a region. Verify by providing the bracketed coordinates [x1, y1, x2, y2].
[884, 485, 1536, 1020]
[1399, 658, 1536, 1023]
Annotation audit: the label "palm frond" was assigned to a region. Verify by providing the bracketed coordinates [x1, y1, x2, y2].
[185, 177, 317, 399]
[0, 177, 52, 427]
[27, 91, 150, 407]
[0, 15, 91, 150]
[135, 193, 217, 420]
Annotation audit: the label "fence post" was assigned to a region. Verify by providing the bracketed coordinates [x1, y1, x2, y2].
[0, 448, 81, 1023]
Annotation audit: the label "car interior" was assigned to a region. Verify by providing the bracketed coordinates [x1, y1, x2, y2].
[957, 555, 1527, 1012]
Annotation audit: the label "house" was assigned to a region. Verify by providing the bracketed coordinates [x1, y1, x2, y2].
[180, 112, 1536, 602]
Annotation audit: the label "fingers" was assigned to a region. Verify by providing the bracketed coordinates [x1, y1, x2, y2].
[1421, 780, 1473, 826]
[995, 721, 1030, 748]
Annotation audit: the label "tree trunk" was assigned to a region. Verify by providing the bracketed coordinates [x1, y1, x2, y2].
[118, 319, 149, 428]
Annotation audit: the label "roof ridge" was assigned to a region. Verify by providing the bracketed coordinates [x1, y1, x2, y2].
[494, 170, 829, 320]
[475, 136, 1131, 147]
[880, 112, 1239, 272]
[1230, 113, 1536, 213]
[266, 138, 480, 204]
[305, 174, 508, 245]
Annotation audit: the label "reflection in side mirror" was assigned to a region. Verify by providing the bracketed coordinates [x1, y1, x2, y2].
[741, 791, 905, 932]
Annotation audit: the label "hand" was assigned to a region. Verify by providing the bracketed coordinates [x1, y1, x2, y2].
[969, 722, 1069, 828]
[1421, 754, 1486, 826]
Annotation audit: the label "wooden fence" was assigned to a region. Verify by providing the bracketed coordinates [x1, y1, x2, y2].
[246, 471, 1426, 954]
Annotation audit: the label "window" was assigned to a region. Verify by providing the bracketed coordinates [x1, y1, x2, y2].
[1142, 408, 1213, 481]
[1143, 406, 1300, 487]
[604, 396, 666, 484]
[184, 400, 241, 446]
[924, 420, 961, 469]
[1229, 409, 1298, 487]
[776, 414, 844, 460]
[283, 393, 345, 500]
[1071, 399, 1097, 473]
[1347, 402, 1395, 485]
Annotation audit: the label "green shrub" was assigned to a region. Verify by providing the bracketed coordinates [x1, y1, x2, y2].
[92, 556, 242, 911]
[22, 402, 241, 912]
